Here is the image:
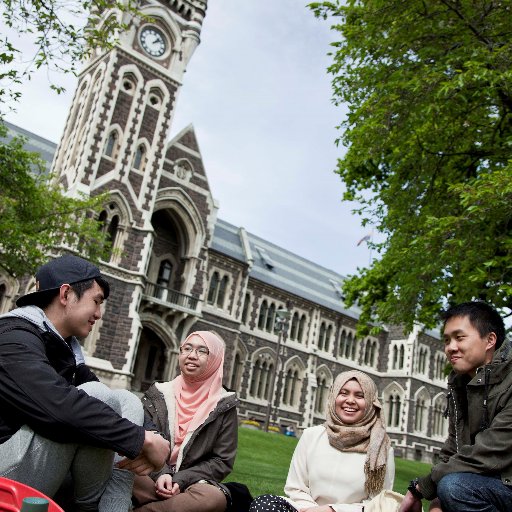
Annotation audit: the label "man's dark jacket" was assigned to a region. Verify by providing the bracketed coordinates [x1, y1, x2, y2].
[419, 340, 512, 499]
[0, 309, 144, 458]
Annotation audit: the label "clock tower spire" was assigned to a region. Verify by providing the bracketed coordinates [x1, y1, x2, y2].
[48, 0, 210, 388]
[52, 0, 207, 197]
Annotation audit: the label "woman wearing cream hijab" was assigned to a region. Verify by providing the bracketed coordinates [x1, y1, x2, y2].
[132, 331, 238, 512]
[250, 370, 395, 512]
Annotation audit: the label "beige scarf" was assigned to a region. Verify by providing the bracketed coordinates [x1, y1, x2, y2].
[324, 370, 390, 496]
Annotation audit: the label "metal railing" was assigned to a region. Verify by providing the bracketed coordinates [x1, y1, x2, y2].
[144, 282, 200, 312]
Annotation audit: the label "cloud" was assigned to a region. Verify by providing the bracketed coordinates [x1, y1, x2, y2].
[6, 0, 370, 277]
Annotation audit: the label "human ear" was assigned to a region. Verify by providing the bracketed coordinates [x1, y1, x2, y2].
[486, 332, 497, 350]
[59, 284, 72, 305]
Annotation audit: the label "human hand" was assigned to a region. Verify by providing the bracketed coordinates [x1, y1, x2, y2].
[398, 491, 423, 512]
[155, 474, 180, 499]
[141, 431, 170, 472]
[428, 498, 442, 512]
[116, 454, 155, 475]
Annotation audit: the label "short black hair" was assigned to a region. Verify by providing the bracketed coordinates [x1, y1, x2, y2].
[70, 277, 110, 300]
[37, 277, 110, 310]
[441, 301, 506, 349]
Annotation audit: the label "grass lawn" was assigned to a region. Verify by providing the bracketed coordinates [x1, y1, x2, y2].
[225, 427, 432, 497]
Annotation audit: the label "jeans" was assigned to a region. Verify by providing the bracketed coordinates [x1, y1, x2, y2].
[0, 382, 143, 512]
[437, 472, 512, 512]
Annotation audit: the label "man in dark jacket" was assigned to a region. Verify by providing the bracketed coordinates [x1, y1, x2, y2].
[400, 301, 512, 512]
[0, 255, 169, 512]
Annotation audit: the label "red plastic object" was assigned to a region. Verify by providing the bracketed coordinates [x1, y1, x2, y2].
[0, 478, 64, 512]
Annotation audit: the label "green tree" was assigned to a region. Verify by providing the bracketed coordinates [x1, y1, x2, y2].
[0, 0, 139, 276]
[310, 0, 512, 333]
[0, 123, 110, 276]
[1, 0, 138, 107]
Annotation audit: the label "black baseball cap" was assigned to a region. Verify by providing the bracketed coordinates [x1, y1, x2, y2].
[16, 255, 110, 307]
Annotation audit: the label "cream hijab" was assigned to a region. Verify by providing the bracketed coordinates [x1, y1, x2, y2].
[324, 370, 390, 496]
[170, 331, 225, 463]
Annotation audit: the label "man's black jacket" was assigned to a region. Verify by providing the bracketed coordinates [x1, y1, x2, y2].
[0, 316, 144, 458]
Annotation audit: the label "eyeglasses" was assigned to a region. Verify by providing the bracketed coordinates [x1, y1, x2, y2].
[179, 344, 209, 358]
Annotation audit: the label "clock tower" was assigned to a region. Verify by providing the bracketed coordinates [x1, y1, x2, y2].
[52, 1, 207, 197]
[49, 0, 214, 390]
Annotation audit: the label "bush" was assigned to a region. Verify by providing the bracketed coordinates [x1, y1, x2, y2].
[240, 419, 261, 428]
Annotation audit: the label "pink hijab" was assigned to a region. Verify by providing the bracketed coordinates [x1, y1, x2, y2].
[170, 331, 225, 463]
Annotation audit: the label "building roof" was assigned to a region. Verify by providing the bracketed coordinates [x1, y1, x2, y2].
[212, 219, 361, 319]
[4, 121, 360, 319]
[4, 121, 58, 170]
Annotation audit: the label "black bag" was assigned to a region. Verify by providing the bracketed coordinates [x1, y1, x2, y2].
[224, 482, 253, 512]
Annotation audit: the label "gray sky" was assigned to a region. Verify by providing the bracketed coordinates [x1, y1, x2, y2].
[5, 0, 375, 277]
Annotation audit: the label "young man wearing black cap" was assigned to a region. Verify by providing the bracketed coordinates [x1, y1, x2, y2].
[0, 255, 170, 512]
[400, 301, 512, 512]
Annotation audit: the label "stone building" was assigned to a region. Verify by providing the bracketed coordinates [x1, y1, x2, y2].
[1, 0, 448, 463]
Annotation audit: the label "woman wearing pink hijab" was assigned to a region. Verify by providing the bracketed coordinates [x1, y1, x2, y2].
[132, 331, 238, 512]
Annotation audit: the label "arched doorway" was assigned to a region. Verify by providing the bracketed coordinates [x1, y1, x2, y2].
[132, 327, 172, 392]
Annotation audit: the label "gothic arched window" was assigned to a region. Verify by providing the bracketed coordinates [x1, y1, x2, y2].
[266, 303, 276, 332]
[133, 144, 146, 171]
[283, 368, 300, 406]
[387, 393, 402, 428]
[325, 325, 332, 352]
[414, 396, 429, 433]
[217, 275, 228, 308]
[297, 314, 306, 343]
[434, 352, 446, 380]
[241, 293, 251, 324]
[97, 207, 121, 261]
[249, 353, 273, 400]
[398, 345, 405, 370]
[314, 371, 331, 414]
[432, 395, 448, 437]
[104, 130, 120, 158]
[155, 260, 173, 299]
[318, 322, 326, 351]
[290, 312, 299, 341]
[207, 271, 229, 309]
[257, 300, 268, 330]
[207, 272, 220, 305]
[230, 352, 244, 391]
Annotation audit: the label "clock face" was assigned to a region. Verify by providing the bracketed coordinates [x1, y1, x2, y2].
[139, 26, 167, 58]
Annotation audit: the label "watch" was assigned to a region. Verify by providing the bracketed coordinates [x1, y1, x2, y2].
[139, 26, 167, 57]
[408, 478, 423, 500]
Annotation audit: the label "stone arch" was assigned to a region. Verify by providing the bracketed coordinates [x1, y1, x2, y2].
[97, 192, 133, 265]
[248, 347, 276, 401]
[414, 386, 431, 433]
[103, 125, 122, 159]
[229, 337, 249, 392]
[145, 78, 169, 99]
[314, 364, 333, 415]
[154, 187, 205, 257]
[131, 313, 180, 392]
[118, 64, 144, 91]
[131, 138, 150, 171]
[281, 356, 306, 408]
[382, 381, 405, 429]
[105, 190, 134, 226]
[432, 391, 448, 438]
